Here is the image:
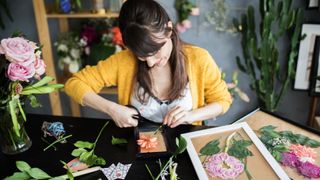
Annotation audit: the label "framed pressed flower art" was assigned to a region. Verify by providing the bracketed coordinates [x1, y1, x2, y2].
[181, 122, 289, 180]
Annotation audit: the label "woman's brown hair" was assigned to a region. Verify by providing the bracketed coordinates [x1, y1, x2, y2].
[119, 0, 188, 103]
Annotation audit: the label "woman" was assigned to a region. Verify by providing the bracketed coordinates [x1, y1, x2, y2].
[65, 0, 232, 128]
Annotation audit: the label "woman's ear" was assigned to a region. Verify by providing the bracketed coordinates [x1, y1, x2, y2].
[167, 21, 173, 29]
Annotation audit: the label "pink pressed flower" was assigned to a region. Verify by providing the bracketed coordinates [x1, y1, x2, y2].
[7, 63, 35, 82]
[176, 23, 187, 33]
[190, 7, 200, 16]
[0, 37, 35, 66]
[204, 153, 244, 179]
[280, 152, 300, 167]
[297, 161, 320, 178]
[290, 144, 317, 163]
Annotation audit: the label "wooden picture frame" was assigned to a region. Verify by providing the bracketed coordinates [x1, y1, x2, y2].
[309, 36, 320, 96]
[181, 122, 289, 180]
[294, 24, 320, 90]
[233, 109, 320, 179]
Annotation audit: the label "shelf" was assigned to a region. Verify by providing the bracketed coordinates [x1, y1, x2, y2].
[46, 11, 119, 18]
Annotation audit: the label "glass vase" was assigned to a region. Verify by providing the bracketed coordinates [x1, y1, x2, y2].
[0, 104, 32, 155]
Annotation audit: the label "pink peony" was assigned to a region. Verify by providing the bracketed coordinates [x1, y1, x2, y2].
[190, 7, 200, 16]
[0, 37, 35, 66]
[7, 63, 35, 82]
[34, 57, 46, 76]
[204, 153, 244, 179]
[297, 161, 320, 178]
[290, 144, 317, 163]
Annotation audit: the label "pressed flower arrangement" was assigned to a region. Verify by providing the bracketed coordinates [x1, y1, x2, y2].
[259, 125, 320, 178]
[0, 34, 63, 154]
[200, 132, 253, 179]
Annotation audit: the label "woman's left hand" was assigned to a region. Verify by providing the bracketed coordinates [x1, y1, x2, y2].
[163, 106, 193, 128]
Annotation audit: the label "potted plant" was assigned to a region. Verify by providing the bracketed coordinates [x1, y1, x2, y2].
[234, 0, 303, 112]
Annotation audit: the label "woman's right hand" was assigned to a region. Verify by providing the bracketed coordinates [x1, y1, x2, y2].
[109, 104, 139, 128]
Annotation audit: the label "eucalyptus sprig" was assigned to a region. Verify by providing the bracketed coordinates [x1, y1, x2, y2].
[71, 121, 109, 166]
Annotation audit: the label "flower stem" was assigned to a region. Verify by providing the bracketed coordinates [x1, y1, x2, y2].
[92, 121, 109, 150]
[43, 134, 72, 151]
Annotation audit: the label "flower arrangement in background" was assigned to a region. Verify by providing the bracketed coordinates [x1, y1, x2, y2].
[174, 0, 200, 33]
[55, 32, 85, 73]
[221, 71, 250, 103]
[259, 125, 320, 178]
[54, 19, 124, 73]
[0, 34, 63, 149]
[80, 19, 124, 65]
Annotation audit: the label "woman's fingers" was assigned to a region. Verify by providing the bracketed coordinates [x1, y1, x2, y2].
[164, 106, 185, 126]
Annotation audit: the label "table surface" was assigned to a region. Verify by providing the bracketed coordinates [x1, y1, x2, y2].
[0, 114, 205, 180]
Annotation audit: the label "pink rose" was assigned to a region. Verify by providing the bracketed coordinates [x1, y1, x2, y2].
[0, 37, 35, 66]
[7, 62, 35, 82]
[34, 57, 46, 76]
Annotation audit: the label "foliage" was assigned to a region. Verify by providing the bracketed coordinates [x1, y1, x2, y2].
[174, 0, 199, 33]
[4, 161, 73, 180]
[71, 122, 109, 166]
[0, 0, 13, 29]
[111, 136, 128, 145]
[234, 0, 304, 111]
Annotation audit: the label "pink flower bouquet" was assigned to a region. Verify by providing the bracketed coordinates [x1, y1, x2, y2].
[0, 35, 63, 137]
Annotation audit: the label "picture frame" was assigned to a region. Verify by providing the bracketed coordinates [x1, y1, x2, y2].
[181, 122, 289, 180]
[294, 24, 320, 90]
[307, 0, 319, 9]
[233, 109, 320, 179]
[309, 36, 320, 96]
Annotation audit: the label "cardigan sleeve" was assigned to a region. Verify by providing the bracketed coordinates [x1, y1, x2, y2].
[202, 51, 232, 114]
[64, 54, 119, 105]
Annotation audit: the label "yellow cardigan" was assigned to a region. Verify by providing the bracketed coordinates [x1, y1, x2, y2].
[65, 45, 232, 124]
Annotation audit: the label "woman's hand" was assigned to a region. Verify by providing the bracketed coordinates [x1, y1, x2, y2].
[109, 104, 139, 128]
[163, 106, 193, 128]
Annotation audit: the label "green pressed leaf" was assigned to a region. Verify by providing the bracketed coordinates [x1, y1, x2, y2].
[4, 172, 30, 180]
[199, 139, 220, 156]
[16, 161, 31, 172]
[271, 151, 282, 161]
[74, 141, 94, 149]
[27, 168, 52, 179]
[111, 136, 128, 145]
[28, 95, 41, 108]
[305, 139, 320, 148]
[174, 136, 187, 156]
[71, 148, 87, 157]
[272, 144, 288, 152]
[227, 140, 253, 159]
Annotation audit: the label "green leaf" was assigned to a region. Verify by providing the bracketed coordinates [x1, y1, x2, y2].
[111, 136, 128, 145]
[4, 172, 30, 180]
[199, 139, 220, 156]
[28, 95, 41, 108]
[16, 161, 31, 172]
[305, 139, 320, 148]
[272, 144, 288, 152]
[79, 151, 93, 162]
[71, 148, 87, 157]
[25, 76, 54, 88]
[174, 136, 187, 156]
[271, 150, 282, 161]
[27, 168, 52, 179]
[9, 99, 20, 137]
[74, 141, 94, 149]
[227, 140, 253, 159]
[95, 157, 106, 166]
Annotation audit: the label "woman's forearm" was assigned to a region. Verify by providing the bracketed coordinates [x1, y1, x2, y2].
[82, 92, 117, 116]
[189, 102, 223, 122]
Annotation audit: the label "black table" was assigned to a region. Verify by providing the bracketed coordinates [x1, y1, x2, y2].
[0, 114, 204, 180]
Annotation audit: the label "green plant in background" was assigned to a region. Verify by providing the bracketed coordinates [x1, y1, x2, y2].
[234, 0, 303, 112]
[0, 0, 13, 29]
[221, 71, 250, 103]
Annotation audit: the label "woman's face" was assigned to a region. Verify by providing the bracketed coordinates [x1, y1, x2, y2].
[138, 35, 173, 68]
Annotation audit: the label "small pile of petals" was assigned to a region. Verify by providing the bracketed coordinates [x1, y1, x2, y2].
[137, 135, 158, 149]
